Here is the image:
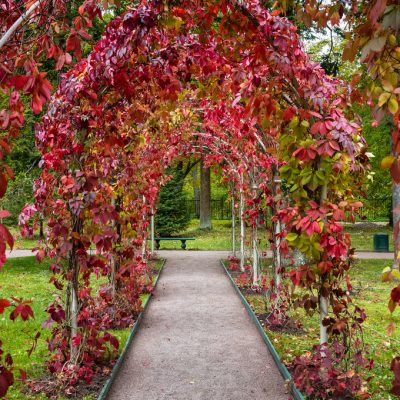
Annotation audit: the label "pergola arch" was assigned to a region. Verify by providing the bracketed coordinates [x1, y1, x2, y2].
[21, 0, 369, 388]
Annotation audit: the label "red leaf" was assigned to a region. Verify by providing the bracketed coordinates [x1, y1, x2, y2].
[2, 165, 12, 182]
[0, 379, 7, 397]
[368, 0, 387, 24]
[391, 160, 400, 183]
[387, 321, 395, 336]
[0, 172, 8, 198]
[0, 299, 11, 314]
[0, 210, 11, 218]
[10, 304, 34, 321]
[31, 93, 42, 114]
[391, 284, 400, 303]
[55, 54, 65, 71]
[9, 75, 30, 90]
[0, 372, 13, 397]
[0, 224, 14, 250]
[19, 369, 27, 381]
[0, 140, 11, 153]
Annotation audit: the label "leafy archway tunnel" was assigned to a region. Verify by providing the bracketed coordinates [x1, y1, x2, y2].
[18, 1, 370, 396]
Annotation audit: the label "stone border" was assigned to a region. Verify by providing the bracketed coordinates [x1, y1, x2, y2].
[220, 260, 304, 400]
[97, 258, 166, 400]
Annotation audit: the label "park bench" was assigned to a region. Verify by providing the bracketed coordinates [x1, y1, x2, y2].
[150, 237, 195, 250]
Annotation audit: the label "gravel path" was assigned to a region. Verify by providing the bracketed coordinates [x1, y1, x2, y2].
[106, 251, 288, 400]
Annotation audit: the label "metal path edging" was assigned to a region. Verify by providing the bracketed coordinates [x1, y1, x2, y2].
[97, 258, 166, 400]
[220, 260, 304, 400]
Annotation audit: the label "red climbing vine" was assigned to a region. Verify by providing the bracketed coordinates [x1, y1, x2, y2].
[1, 0, 379, 398]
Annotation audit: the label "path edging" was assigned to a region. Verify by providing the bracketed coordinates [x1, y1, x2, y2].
[97, 258, 166, 400]
[220, 260, 304, 400]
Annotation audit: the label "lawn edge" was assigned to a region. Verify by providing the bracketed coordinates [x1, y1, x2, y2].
[97, 257, 166, 400]
[220, 259, 304, 400]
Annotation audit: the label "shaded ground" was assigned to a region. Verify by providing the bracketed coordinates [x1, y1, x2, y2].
[106, 251, 288, 400]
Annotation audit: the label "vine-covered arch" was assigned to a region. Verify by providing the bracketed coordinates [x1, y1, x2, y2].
[21, 1, 370, 395]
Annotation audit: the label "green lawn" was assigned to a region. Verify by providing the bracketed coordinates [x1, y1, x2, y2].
[6, 220, 394, 253]
[345, 224, 393, 251]
[0, 257, 163, 400]
[237, 259, 400, 399]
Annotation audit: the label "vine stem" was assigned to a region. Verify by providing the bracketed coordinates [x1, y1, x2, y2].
[0, 1, 42, 50]
[231, 185, 236, 257]
[319, 183, 329, 346]
[239, 173, 245, 272]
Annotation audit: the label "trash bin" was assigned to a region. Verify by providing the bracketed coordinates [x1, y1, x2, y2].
[373, 233, 389, 252]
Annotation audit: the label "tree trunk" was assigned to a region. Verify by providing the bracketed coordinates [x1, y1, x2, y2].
[0, 0, 42, 50]
[239, 183, 245, 272]
[270, 168, 285, 324]
[319, 183, 329, 345]
[150, 209, 155, 256]
[192, 164, 200, 218]
[273, 217, 282, 288]
[231, 190, 236, 257]
[252, 225, 258, 286]
[67, 216, 81, 366]
[110, 197, 121, 297]
[319, 289, 329, 345]
[271, 168, 282, 296]
[141, 195, 147, 260]
[393, 183, 400, 269]
[39, 217, 44, 239]
[199, 159, 212, 229]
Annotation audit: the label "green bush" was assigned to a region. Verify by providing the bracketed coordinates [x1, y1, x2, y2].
[155, 167, 190, 237]
[0, 173, 34, 225]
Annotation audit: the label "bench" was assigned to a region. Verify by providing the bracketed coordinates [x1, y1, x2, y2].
[149, 237, 195, 250]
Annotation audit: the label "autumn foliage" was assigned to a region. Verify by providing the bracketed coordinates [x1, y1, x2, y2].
[0, 0, 397, 398]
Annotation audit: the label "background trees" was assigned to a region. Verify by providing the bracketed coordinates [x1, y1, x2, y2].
[156, 165, 191, 237]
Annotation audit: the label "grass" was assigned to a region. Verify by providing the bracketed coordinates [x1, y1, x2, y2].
[235, 259, 400, 399]
[344, 224, 393, 252]
[155, 219, 270, 251]
[0, 256, 163, 400]
[6, 220, 395, 253]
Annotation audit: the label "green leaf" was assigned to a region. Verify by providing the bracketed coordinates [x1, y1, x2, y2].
[300, 120, 310, 129]
[286, 233, 298, 242]
[378, 92, 391, 107]
[289, 116, 299, 129]
[383, 266, 392, 274]
[388, 96, 399, 114]
[392, 269, 400, 280]
[301, 173, 312, 185]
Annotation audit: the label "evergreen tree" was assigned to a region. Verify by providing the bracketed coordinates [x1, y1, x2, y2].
[155, 166, 190, 237]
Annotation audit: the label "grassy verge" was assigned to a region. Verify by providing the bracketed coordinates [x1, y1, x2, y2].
[0, 256, 163, 400]
[225, 258, 400, 399]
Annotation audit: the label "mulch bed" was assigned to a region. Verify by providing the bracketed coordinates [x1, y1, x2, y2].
[25, 366, 112, 399]
[25, 267, 163, 399]
[226, 267, 304, 336]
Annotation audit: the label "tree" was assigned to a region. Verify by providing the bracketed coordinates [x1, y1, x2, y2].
[199, 158, 212, 229]
[155, 166, 190, 237]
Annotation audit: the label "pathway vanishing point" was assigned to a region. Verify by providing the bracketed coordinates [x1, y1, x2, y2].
[106, 251, 288, 400]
